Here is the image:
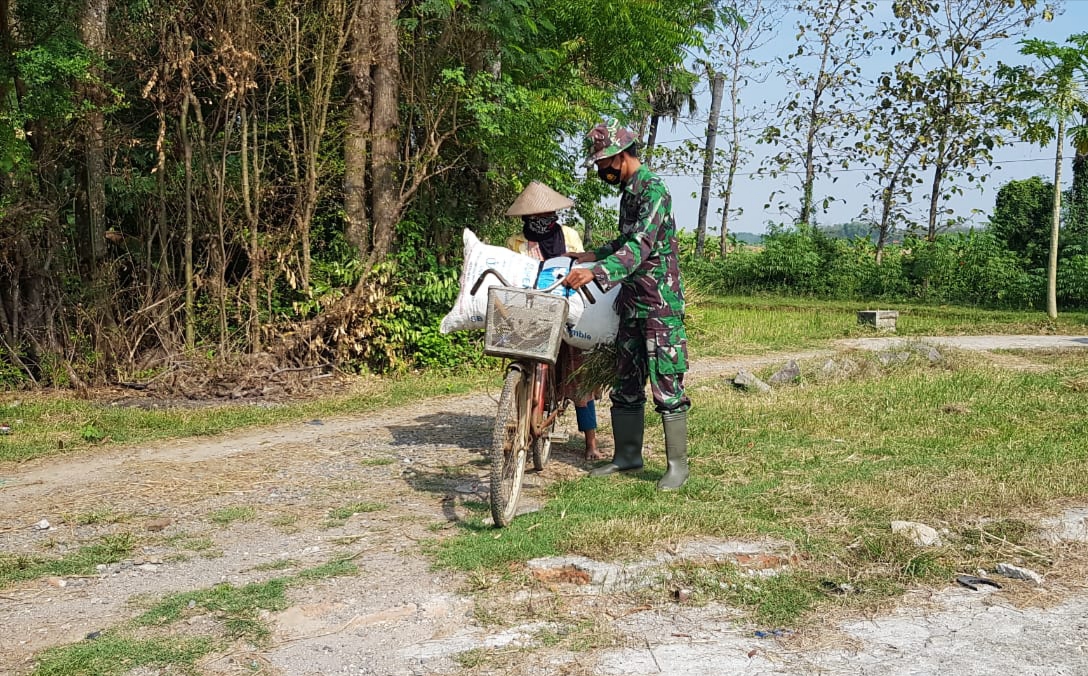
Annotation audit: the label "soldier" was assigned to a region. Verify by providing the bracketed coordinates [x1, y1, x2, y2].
[561, 120, 690, 491]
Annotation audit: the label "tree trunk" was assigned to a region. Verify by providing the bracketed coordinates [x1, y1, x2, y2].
[344, 0, 373, 261]
[800, 109, 817, 227]
[927, 141, 947, 241]
[76, 0, 109, 284]
[365, 0, 400, 271]
[696, 72, 724, 258]
[181, 91, 195, 350]
[877, 184, 893, 265]
[241, 106, 262, 351]
[1047, 118, 1064, 320]
[720, 53, 744, 258]
[645, 115, 661, 167]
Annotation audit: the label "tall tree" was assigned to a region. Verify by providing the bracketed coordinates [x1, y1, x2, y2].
[76, 0, 109, 285]
[710, 0, 783, 256]
[889, 0, 1053, 240]
[761, 0, 877, 227]
[999, 33, 1088, 318]
[695, 70, 724, 257]
[856, 63, 926, 263]
[642, 65, 699, 164]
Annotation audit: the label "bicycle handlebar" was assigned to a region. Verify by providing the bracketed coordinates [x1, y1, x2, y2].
[470, 268, 511, 295]
[469, 269, 596, 305]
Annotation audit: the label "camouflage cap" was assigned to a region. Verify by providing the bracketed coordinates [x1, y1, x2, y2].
[583, 119, 636, 168]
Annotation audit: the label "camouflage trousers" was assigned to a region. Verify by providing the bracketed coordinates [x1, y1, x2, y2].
[610, 315, 691, 414]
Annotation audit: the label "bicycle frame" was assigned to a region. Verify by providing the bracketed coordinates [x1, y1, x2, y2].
[472, 265, 596, 525]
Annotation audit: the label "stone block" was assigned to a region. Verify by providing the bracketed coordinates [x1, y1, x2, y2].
[858, 310, 898, 331]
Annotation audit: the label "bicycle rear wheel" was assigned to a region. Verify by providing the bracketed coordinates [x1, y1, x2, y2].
[490, 366, 530, 527]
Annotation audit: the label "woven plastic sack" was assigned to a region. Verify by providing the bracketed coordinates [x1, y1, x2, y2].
[440, 229, 540, 333]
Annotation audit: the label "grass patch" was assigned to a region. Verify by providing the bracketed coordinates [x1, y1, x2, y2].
[245, 558, 298, 573]
[327, 501, 385, 521]
[31, 635, 212, 676]
[437, 349, 1088, 624]
[690, 295, 1088, 357]
[325, 501, 386, 527]
[135, 578, 290, 641]
[33, 557, 358, 675]
[295, 558, 359, 581]
[164, 534, 221, 559]
[208, 506, 256, 525]
[70, 508, 128, 526]
[0, 534, 134, 589]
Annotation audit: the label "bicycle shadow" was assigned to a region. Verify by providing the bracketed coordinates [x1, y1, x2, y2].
[385, 409, 612, 524]
[386, 411, 493, 523]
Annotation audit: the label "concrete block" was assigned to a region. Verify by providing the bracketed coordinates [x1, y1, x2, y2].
[858, 310, 898, 331]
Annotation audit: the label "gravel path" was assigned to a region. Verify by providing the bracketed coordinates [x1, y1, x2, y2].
[0, 335, 1086, 675]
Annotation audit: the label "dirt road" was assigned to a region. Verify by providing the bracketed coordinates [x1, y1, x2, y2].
[1, 336, 1086, 675]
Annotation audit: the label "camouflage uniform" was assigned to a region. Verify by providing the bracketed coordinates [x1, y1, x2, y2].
[586, 147, 690, 414]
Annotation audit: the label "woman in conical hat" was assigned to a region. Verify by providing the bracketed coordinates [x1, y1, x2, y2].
[505, 181, 585, 261]
[504, 181, 603, 461]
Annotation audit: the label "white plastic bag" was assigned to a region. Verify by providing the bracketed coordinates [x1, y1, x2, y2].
[440, 229, 541, 333]
[536, 257, 584, 326]
[563, 264, 621, 349]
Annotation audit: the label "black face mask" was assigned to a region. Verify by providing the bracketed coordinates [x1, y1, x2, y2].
[597, 162, 622, 185]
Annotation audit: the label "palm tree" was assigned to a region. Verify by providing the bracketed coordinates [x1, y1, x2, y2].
[641, 65, 699, 164]
[1004, 35, 1088, 319]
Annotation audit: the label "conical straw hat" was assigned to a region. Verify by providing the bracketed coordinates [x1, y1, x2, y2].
[505, 181, 575, 216]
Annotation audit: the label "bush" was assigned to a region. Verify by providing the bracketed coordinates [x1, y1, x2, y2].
[678, 226, 1065, 311]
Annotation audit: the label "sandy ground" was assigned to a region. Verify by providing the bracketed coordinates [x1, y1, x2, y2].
[0, 335, 1086, 675]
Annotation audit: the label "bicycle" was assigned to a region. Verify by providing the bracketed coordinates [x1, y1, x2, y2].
[470, 268, 595, 527]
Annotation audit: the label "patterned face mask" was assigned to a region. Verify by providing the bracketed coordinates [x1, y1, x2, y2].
[523, 214, 559, 238]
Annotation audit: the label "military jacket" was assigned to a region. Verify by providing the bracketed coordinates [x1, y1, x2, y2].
[591, 165, 685, 320]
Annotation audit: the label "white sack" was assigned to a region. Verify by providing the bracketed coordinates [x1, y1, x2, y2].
[563, 263, 621, 350]
[439, 229, 540, 333]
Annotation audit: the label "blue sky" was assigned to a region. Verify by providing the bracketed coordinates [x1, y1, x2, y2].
[658, 0, 1088, 235]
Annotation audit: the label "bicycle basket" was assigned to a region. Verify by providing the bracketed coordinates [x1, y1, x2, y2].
[484, 287, 569, 364]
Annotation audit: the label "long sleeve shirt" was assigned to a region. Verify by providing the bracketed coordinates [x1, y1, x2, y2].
[591, 165, 685, 320]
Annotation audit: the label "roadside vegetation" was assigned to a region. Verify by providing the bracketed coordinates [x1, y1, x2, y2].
[3, 294, 1084, 466]
[436, 347, 1088, 625]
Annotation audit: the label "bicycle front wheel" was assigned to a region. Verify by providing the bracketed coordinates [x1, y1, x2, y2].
[490, 366, 530, 527]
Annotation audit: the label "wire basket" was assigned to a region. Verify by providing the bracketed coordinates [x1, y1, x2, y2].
[484, 287, 569, 364]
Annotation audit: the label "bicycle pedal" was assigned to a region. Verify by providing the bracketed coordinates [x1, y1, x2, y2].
[547, 431, 570, 443]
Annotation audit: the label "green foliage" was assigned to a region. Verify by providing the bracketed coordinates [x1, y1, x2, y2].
[683, 227, 1052, 310]
[1057, 254, 1088, 306]
[906, 232, 1041, 308]
[989, 176, 1054, 267]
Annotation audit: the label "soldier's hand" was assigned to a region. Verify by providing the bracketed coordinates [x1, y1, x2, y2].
[562, 267, 595, 290]
[566, 252, 597, 264]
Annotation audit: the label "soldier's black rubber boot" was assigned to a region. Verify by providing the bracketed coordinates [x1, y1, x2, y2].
[657, 410, 688, 491]
[590, 405, 645, 476]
